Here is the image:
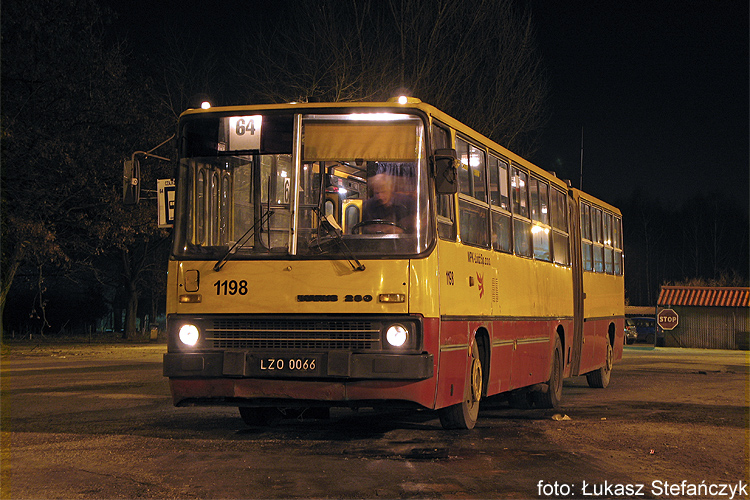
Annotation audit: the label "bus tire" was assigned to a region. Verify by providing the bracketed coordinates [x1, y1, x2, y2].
[534, 335, 563, 409]
[239, 407, 284, 427]
[439, 341, 482, 430]
[586, 342, 613, 388]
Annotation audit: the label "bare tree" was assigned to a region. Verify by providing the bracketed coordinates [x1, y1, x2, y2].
[153, 26, 223, 117]
[232, 0, 548, 155]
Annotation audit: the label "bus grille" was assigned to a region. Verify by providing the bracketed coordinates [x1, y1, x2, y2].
[206, 318, 381, 350]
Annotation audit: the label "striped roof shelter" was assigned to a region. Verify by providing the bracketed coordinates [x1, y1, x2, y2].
[658, 286, 750, 308]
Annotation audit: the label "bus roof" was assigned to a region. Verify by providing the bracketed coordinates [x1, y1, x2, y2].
[180, 99, 602, 201]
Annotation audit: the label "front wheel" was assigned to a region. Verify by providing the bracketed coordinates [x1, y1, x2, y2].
[586, 342, 613, 388]
[439, 341, 483, 429]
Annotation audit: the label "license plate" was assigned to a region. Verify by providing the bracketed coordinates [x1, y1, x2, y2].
[248, 354, 323, 376]
[260, 357, 317, 371]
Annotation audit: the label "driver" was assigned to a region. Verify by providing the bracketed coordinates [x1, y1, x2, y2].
[360, 172, 416, 233]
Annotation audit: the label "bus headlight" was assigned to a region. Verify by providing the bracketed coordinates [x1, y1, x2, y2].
[179, 324, 200, 346]
[385, 324, 409, 348]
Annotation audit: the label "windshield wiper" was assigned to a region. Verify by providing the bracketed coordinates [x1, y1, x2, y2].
[214, 210, 273, 272]
[313, 209, 365, 272]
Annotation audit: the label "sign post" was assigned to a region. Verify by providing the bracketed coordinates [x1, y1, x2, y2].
[157, 179, 175, 228]
[657, 308, 679, 331]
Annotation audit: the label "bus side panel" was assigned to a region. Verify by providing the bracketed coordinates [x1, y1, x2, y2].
[578, 271, 625, 375]
[506, 319, 552, 391]
[434, 319, 470, 409]
[488, 320, 513, 396]
[489, 318, 573, 396]
[577, 317, 625, 375]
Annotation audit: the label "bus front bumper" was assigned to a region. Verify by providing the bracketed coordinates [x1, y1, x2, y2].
[164, 351, 434, 380]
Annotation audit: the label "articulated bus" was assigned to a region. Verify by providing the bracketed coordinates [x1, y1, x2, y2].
[163, 97, 624, 429]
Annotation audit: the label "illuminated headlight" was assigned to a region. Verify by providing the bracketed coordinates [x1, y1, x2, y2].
[385, 324, 409, 348]
[179, 324, 200, 346]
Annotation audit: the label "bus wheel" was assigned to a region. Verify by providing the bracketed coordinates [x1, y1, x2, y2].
[439, 341, 482, 430]
[534, 335, 563, 409]
[586, 342, 613, 388]
[239, 407, 284, 427]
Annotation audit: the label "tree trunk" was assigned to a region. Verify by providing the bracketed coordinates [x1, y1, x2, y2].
[123, 284, 139, 340]
[0, 244, 26, 340]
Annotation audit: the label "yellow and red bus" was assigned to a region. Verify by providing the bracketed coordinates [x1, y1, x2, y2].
[163, 98, 624, 429]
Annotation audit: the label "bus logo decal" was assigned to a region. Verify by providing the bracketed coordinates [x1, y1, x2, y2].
[297, 295, 338, 302]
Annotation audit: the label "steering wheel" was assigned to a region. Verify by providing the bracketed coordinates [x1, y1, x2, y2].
[351, 219, 405, 234]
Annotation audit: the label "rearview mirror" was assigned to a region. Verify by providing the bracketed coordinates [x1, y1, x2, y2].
[432, 148, 458, 194]
[123, 158, 141, 205]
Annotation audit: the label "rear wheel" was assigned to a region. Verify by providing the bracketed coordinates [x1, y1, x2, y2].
[439, 341, 483, 429]
[586, 342, 613, 388]
[534, 335, 564, 408]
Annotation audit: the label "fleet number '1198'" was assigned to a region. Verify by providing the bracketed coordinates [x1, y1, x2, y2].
[214, 279, 248, 295]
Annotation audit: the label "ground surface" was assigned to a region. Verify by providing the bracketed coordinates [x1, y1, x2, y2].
[1, 343, 748, 499]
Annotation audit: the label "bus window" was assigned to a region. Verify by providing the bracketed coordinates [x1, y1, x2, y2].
[511, 167, 529, 218]
[614, 216, 623, 275]
[459, 199, 489, 248]
[470, 144, 487, 203]
[489, 155, 511, 253]
[581, 203, 593, 271]
[604, 212, 614, 274]
[492, 212, 512, 253]
[457, 138, 471, 197]
[511, 167, 532, 257]
[551, 188, 569, 266]
[594, 207, 604, 272]
[530, 177, 551, 262]
[194, 168, 206, 244]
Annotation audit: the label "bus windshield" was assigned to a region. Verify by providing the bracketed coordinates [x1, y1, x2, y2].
[172, 111, 432, 260]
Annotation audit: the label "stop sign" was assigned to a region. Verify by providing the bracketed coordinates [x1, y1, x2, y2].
[658, 308, 679, 330]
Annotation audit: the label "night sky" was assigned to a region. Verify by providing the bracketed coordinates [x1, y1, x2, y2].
[527, 1, 748, 209]
[110, 0, 748, 210]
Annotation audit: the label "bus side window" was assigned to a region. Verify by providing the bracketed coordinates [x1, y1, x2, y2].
[604, 212, 614, 274]
[550, 188, 569, 265]
[530, 177, 551, 262]
[511, 166, 532, 257]
[581, 203, 593, 271]
[614, 216, 623, 275]
[489, 155, 511, 253]
[457, 137, 489, 248]
[592, 207, 604, 273]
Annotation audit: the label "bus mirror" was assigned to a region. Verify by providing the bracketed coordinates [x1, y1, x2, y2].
[123, 158, 141, 205]
[433, 148, 458, 194]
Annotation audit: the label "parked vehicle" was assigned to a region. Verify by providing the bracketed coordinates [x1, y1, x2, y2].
[624, 319, 638, 344]
[630, 317, 660, 344]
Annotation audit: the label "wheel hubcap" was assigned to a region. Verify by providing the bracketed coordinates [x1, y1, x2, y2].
[470, 358, 482, 403]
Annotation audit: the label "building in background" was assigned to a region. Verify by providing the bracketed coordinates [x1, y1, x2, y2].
[657, 286, 750, 350]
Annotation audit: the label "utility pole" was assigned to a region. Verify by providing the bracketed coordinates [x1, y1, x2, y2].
[579, 126, 584, 190]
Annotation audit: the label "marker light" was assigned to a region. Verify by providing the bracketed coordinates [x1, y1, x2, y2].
[386, 324, 409, 347]
[179, 324, 200, 346]
[201, 101, 211, 109]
